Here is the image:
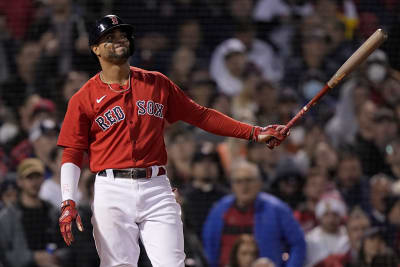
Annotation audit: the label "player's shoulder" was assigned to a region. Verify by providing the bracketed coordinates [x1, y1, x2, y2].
[130, 66, 172, 84]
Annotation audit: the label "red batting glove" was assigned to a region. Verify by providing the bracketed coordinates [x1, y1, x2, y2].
[59, 199, 83, 246]
[252, 125, 289, 149]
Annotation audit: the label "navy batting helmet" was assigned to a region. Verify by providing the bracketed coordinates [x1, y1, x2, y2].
[88, 15, 135, 56]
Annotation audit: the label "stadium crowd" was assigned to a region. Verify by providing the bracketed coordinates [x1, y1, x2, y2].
[1, 0, 400, 266]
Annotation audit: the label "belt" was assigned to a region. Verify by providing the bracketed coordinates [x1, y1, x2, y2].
[98, 166, 166, 179]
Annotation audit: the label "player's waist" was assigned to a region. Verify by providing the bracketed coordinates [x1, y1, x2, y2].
[97, 165, 166, 179]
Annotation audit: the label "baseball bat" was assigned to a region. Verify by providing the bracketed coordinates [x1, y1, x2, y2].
[282, 28, 388, 134]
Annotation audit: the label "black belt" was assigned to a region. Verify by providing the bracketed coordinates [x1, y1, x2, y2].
[98, 166, 166, 179]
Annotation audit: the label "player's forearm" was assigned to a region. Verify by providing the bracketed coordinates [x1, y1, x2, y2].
[186, 107, 253, 140]
[60, 147, 84, 202]
[61, 163, 81, 202]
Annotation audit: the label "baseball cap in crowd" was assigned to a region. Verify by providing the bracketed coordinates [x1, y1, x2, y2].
[315, 195, 347, 219]
[29, 119, 60, 142]
[222, 38, 246, 58]
[31, 98, 56, 118]
[17, 158, 45, 179]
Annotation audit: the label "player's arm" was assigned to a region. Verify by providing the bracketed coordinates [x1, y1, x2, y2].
[56, 93, 90, 245]
[59, 147, 85, 246]
[165, 78, 288, 149]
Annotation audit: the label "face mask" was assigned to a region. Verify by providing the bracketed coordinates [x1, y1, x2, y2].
[302, 80, 324, 100]
[367, 63, 387, 84]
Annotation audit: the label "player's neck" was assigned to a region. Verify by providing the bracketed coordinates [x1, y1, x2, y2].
[101, 63, 131, 85]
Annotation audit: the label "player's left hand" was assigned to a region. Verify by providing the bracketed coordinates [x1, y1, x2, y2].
[59, 199, 84, 246]
[253, 125, 289, 149]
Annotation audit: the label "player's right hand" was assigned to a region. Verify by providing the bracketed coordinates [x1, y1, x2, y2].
[59, 199, 83, 246]
[253, 125, 289, 149]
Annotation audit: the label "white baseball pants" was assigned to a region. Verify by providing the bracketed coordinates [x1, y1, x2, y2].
[92, 169, 185, 267]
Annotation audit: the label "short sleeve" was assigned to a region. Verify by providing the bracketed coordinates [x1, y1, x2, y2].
[57, 95, 90, 150]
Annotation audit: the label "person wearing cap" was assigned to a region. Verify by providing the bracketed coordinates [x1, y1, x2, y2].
[304, 193, 350, 267]
[0, 158, 64, 267]
[202, 160, 306, 267]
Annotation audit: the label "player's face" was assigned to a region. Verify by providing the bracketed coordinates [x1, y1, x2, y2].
[95, 29, 130, 64]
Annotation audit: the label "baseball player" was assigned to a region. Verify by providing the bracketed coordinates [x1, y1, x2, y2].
[57, 15, 289, 267]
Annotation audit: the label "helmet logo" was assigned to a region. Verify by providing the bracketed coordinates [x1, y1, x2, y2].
[111, 16, 119, 25]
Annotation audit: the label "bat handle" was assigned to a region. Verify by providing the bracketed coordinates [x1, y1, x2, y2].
[282, 84, 331, 134]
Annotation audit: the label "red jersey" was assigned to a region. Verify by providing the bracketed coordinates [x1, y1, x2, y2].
[58, 67, 253, 172]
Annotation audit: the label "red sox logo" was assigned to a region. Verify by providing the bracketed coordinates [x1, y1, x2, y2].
[95, 106, 125, 131]
[111, 16, 119, 25]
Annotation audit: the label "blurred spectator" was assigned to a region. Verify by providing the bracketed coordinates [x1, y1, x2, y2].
[368, 173, 393, 227]
[363, 50, 394, 105]
[203, 160, 306, 267]
[252, 0, 313, 59]
[246, 142, 284, 188]
[353, 100, 387, 177]
[325, 78, 371, 148]
[335, 150, 369, 211]
[187, 76, 217, 108]
[311, 141, 339, 179]
[0, 12, 15, 84]
[27, 0, 94, 96]
[270, 157, 305, 209]
[373, 107, 398, 153]
[10, 99, 57, 170]
[228, 234, 259, 267]
[234, 22, 284, 83]
[54, 70, 89, 121]
[294, 168, 331, 233]
[166, 127, 196, 188]
[284, 27, 331, 102]
[323, 18, 359, 79]
[381, 73, 400, 109]
[351, 227, 398, 267]
[345, 208, 372, 265]
[311, 0, 358, 39]
[305, 193, 349, 267]
[314, 207, 371, 266]
[254, 81, 280, 125]
[0, 0, 35, 40]
[0, 158, 66, 267]
[130, 31, 170, 73]
[1, 41, 42, 112]
[182, 147, 228, 238]
[0, 179, 18, 210]
[168, 46, 197, 89]
[210, 38, 251, 96]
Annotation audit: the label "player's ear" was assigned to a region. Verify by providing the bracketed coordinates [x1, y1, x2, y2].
[91, 45, 101, 57]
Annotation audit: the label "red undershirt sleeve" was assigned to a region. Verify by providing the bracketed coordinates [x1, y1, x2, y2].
[165, 76, 253, 140]
[61, 147, 85, 168]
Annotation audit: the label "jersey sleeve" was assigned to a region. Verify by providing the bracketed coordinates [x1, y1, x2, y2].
[164, 77, 253, 140]
[57, 94, 91, 150]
